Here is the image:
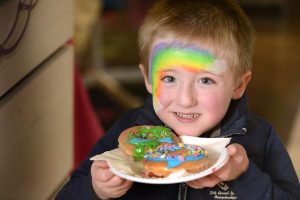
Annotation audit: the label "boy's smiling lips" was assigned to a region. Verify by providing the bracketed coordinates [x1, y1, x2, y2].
[174, 112, 200, 122]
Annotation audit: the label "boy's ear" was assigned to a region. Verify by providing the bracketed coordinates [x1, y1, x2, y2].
[139, 64, 152, 94]
[232, 71, 252, 99]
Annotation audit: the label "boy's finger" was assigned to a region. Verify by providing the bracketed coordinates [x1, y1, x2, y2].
[99, 168, 115, 182]
[92, 161, 115, 182]
[93, 160, 110, 169]
[227, 144, 238, 155]
[227, 144, 245, 162]
[107, 176, 133, 189]
[106, 175, 127, 187]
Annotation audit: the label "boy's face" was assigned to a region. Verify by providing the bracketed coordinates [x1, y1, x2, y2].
[140, 40, 250, 137]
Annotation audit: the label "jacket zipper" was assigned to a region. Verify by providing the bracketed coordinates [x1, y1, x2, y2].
[178, 183, 187, 200]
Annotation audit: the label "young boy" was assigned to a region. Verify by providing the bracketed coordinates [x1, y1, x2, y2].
[56, 0, 300, 199]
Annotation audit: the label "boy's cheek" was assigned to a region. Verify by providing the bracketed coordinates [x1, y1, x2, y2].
[206, 95, 231, 118]
[153, 92, 171, 111]
[153, 101, 164, 113]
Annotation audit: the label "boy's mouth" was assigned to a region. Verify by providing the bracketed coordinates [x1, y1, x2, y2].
[175, 112, 200, 119]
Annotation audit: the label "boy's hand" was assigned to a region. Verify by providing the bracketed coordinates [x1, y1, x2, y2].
[187, 143, 249, 189]
[91, 160, 133, 199]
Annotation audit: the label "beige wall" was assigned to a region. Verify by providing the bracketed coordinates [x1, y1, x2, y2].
[0, 0, 74, 199]
[0, 46, 73, 199]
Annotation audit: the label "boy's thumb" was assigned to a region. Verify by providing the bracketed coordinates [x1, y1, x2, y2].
[94, 160, 110, 169]
[227, 144, 238, 155]
[227, 143, 244, 162]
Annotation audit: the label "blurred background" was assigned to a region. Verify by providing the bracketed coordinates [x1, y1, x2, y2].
[0, 0, 299, 199]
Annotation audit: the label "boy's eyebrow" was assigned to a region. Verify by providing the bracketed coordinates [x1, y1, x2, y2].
[157, 68, 176, 72]
[199, 69, 225, 76]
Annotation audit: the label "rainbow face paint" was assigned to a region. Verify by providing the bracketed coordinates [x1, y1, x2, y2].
[149, 42, 227, 110]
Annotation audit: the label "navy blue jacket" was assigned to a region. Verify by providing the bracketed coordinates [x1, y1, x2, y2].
[56, 95, 300, 199]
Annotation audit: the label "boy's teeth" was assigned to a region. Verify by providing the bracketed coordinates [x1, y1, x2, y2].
[176, 112, 199, 119]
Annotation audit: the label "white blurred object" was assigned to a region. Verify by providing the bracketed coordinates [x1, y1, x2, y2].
[180, 136, 231, 154]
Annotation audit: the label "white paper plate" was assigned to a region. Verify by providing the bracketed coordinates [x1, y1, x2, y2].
[90, 137, 231, 184]
[109, 148, 229, 184]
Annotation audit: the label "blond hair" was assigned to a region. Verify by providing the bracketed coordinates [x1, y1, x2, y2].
[138, 0, 255, 79]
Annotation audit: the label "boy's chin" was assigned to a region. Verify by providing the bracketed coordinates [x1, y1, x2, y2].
[172, 127, 204, 137]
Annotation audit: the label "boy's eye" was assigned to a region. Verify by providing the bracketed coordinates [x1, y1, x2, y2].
[161, 76, 175, 83]
[198, 77, 215, 85]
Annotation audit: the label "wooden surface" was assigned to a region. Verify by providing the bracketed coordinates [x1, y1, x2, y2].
[0, 46, 73, 199]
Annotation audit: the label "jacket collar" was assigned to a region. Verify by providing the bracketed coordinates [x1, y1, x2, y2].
[217, 94, 248, 138]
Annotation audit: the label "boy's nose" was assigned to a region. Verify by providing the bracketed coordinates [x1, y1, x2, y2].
[176, 85, 197, 107]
